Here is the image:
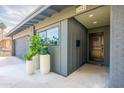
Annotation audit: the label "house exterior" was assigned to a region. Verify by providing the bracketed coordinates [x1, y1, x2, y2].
[6, 5, 124, 88]
[0, 31, 12, 56]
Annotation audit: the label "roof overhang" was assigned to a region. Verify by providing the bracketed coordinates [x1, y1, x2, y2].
[6, 5, 70, 36]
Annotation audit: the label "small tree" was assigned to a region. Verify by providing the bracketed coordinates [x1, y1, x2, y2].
[28, 33, 49, 55]
[28, 33, 43, 55]
[23, 33, 49, 60]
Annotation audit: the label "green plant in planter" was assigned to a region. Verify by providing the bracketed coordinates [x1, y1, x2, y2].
[23, 52, 33, 61]
[39, 37, 49, 55]
[23, 34, 41, 60]
[40, 46, 49, 55]
[28, 33, 43, 56]
[28, 33, 49, 56]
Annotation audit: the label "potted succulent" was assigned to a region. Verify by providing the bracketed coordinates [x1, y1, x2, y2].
[23, 52, 35, 74]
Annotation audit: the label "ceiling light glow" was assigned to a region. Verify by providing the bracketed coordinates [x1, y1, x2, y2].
[93, 21, 97, 24]
[89, 14, 93, 17]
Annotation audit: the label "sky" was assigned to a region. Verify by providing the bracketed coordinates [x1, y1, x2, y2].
[0, 5, 39, 33]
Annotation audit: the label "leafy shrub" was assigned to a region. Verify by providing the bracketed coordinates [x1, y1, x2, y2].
[23, 52, 33, 60]
[28, 33, 49, 56]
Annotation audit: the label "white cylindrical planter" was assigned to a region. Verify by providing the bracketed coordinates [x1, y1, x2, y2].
[40, 54, 50, 74]
[32, 54, 40, 70]
[26, 60, 35, 75]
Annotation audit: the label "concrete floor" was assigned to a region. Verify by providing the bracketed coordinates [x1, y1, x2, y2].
[0, 57, 109, 88]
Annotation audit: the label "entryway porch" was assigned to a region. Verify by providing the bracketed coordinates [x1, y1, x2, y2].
[0, 57, 108, 88]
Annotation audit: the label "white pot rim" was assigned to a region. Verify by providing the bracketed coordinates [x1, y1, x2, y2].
[40, 54, 50, 55]
[40, 54, 50, 56]
[26, 60, 32, 61]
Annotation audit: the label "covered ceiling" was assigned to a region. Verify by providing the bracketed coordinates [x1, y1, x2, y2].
[7, 5, 71, 36]
[74, 6, 110, 29]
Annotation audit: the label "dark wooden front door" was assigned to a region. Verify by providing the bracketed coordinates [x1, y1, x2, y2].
[89, 32, 104, 62]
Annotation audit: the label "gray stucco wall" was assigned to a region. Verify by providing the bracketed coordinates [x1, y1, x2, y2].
[46, 24, 61, 74]
[109, 6, 124, 88]
[37, 21, 68, 76]
[48, 46, 61, 73]
[39, 19, 86, 76]
[68, 18, 87, 75]
[88, 26, 110, 66]
[60, 20, 68, 76]
[49, 18, 87, 76]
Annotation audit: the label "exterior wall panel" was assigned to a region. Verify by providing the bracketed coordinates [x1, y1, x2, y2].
[15, 36, 29, 59]
[48, 46, 61, 73]
[60, 20, 68, 76]
[109, 6, 124, 87]
[68, 18, 87, 74]
[37, 22, 68, 76]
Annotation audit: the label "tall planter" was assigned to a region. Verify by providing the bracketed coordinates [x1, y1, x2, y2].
[26, 60, 35, 74]
[32, 54, 40, 70]
[40, 54, 50, 74]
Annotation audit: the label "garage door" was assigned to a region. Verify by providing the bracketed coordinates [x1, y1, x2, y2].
[15, 36, 29, 59]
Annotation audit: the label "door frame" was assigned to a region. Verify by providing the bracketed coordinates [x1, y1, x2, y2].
[87, 30, 105, 65]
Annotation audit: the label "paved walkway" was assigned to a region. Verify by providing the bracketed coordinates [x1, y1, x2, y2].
[0, 57, 109, 88]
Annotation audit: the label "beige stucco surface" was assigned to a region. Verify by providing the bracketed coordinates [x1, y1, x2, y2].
[13, 26, 33, 40]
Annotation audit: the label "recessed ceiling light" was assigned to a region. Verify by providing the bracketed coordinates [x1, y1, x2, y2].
[89, 14, 94, 17]
[93, 21, 97, 24]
